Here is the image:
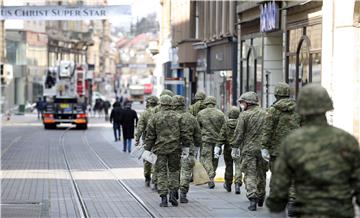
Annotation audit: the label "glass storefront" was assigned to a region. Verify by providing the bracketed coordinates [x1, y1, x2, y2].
[286, 23, 322, 97]
[240, 37, 263, 103]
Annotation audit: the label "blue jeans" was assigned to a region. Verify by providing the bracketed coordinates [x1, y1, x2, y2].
[123, 139, 132, 153]
[113, 122, 121, 141]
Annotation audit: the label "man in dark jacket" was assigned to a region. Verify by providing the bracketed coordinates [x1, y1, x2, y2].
[121, 102, 138, 152]
[103, 100, 111, 121]
[110, 102, 123, 142]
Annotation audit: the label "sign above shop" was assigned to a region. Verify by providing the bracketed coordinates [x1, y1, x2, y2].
[260, 1, 280, 33]
[0, 5, 131, 20]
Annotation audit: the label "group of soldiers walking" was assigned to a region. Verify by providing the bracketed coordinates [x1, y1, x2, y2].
[134, 83, 360, 218]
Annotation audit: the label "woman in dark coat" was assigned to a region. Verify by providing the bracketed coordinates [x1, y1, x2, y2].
[121, 102, 138, 153]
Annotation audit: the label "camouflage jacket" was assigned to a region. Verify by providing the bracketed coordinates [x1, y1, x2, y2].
[197, 105, 225, 144]
[174, 107, 202, 156]
[135, 107, 156, 142]
[144, 106, 191, 155]
[231, 105, 266, 155]
[260, 98, 301, 156]
[219, 118, 238, 145]
[266, 115, 360, 217]
[189, 100, 206, 117]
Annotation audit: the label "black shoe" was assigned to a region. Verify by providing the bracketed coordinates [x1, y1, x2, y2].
[258, 198, 264, 207]
[174, 190, 179, 200]
[169, 191, 178, 206]
[180, 192, 188, 203]
[223, 183, 231, 192]
[145, 176, 151, 187]
[235, 183, 241, 195]
[152, 184, 158, 192]
[160, 196, 168, 207]
[287, 201, 297, 217]
[248, 199, 257, 211]
[208, 179, 215, 189]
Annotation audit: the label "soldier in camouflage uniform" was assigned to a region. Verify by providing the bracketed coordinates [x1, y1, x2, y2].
[197, 96, 225, 189]
[266, 84, 360, 218]
[189, 91, 206, 116]
[151, 89, 174, 191]
[260, 82, 300, 216]
[172, 95, 202, 203]
[219, 106, 242, 194]
[134, 95, 158, 187]
[231, 91, 267, 211]
[145, 95, 191, 207]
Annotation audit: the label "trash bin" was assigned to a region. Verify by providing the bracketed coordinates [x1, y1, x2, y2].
[17, 104, 25, 115]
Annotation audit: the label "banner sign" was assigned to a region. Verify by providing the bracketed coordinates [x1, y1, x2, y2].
[260, 1, 279, 33]
[0, 5, 131, 20]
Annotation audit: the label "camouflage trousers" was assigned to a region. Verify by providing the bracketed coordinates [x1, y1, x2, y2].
[242, 152, 267, 200]
[223, 144, 234, 185]
[143, 160, 152, 179]
[180, 156, 195, 194]
[151, 164, 157, 185]
[200, 143, 219, 179]
[269, 156, 295, 200]
[234, 157, 243, 185]
[155, 152, 181, 196]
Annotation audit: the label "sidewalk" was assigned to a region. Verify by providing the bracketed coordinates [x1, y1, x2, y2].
[97, 126, 271, 217]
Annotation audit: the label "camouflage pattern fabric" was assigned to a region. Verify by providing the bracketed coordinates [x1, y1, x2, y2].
[200, 143, 217, 179]
[155, 152, 181, 196]
[241, 153, 267, 200]
[189, 100, 206, 117]
[219, 107, 241, 185]
[135, 105, 157, 179]
[197, 105, 225, 144]
[172, 95, 202, 194]
[260, 98, 301, 158]
[266, 115, 360, 217]
[180, 156, 195, 193]
[231, 105, 267, 201]
[197, 104, 225, 179]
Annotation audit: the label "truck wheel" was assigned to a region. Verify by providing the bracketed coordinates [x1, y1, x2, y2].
[44, 124, 56, 129]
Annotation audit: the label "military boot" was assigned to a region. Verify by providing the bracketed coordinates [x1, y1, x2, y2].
[287, 200, 297, 217]
[145, 176, 151, 187]
[257, 198, 264, 207]
[208, 178, 215, 189]
[180, 192, 188, 203]
[169, 191, 178, 206]
[159, 195, 168, 207]
[235, 183, 241, 195]
[223, 183, 231, 192]
[248, 199, 257, 211]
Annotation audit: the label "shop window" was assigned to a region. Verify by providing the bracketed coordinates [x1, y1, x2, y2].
[286, 24, 322, 97]
[240, 38, 262, 97]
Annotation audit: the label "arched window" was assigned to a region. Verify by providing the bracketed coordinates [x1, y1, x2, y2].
[246, 46, 257, 92]
[295, 35, 311, 96]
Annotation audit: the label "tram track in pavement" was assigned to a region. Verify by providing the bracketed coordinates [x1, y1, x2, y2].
[60, 127, 158, 218]
[59, 127, 89, 218]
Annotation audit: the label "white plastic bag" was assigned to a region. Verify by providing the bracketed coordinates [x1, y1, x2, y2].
[141, 150, 157, 164]
[131, 145, 145, 159]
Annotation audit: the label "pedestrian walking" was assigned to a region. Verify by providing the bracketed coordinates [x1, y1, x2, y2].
[145, 95, 191, 207]
[231, 91, 267, 211]
[103, 100, 111, 121]
[121, 102, 138, 153]
[150, 89, 175, 191]
[172, 95, 202, 203]
[197, 96, 225, 189]
[135, 95, 158, 187]
[189, 91, 206, 117]
[35, 97, 45, 120]
[219, 106, 242, 194]
[266, 84, 360, 218]
[260, 82, 300, 216]
[110, 102, 122, 142]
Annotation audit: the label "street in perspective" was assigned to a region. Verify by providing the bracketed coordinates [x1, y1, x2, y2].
[1, 0, 360, 218]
